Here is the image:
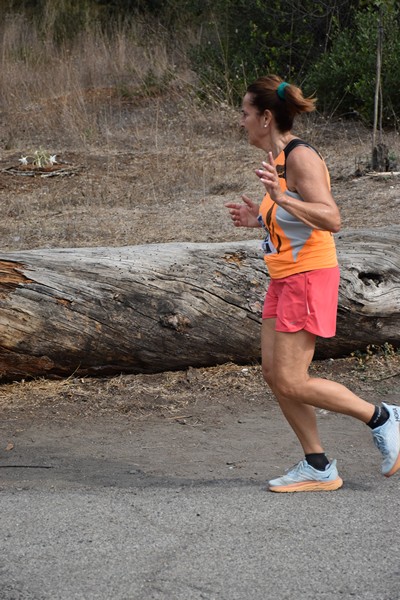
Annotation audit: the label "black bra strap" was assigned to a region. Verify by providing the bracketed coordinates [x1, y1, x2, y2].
[283, 139, 323, 180]
[284, 138, 322, 160]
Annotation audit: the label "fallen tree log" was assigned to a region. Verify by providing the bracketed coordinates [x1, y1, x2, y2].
[0, 226, 398, 381]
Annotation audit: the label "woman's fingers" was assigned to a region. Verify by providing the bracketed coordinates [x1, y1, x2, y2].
[224, 202, 241, 223]
[259, 156, 279, 188]
[241, 194, 255, 207]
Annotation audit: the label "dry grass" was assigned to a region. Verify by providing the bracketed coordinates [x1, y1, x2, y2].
[1, 99, 399, 253]
[0, 12, 194, 149]
[1, 354, 399, 424]
[0, 362, 266, 421]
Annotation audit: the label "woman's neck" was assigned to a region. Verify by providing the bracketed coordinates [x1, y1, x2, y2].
[262, 130, 295, 159]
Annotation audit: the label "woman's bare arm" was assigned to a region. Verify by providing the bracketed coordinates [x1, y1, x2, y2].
[257, 149, 341, 233]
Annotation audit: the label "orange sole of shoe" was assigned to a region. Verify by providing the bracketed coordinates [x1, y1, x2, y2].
[384, 452, 400, 477]
[268, 477, 344, 493]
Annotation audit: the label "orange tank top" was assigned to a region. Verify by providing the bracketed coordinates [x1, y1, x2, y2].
[258, 139, 338, 279]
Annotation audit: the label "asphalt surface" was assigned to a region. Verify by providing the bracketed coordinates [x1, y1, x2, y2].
[1, 410, 400, 600]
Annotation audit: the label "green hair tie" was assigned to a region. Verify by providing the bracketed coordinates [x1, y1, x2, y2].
[277, 82, 289, 100]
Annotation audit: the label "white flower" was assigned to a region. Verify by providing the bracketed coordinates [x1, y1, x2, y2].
[19, 156, 29, 165]
[49, 155, 57, 165]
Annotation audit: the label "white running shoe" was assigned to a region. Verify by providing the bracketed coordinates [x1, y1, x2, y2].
[268, 459, 343, 493]
[372, 403, 400, 476]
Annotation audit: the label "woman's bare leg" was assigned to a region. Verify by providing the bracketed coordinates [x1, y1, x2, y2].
[261, 319, 375, 454]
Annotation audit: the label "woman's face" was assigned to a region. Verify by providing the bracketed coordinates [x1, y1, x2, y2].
[240, 93, 268, 148]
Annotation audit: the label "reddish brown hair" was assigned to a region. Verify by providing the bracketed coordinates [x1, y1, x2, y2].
[246, 75, 316, 132]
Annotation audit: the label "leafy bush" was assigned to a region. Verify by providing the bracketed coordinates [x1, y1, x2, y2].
[188, 0, 343, 105]
[305, 4, 400, 125]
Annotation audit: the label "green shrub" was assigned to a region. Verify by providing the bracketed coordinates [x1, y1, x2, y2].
[305, 4, 400, 125]
[189, 0, 326, 105]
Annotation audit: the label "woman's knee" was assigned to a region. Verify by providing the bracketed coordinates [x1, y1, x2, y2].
[274, 376, 306, 402]
[263, 360, 309, 402]
[262, 365, 297, 397]
[262, 363, 275, 388]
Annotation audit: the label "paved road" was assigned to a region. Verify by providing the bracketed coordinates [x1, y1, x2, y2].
[0, 409, 399, 600]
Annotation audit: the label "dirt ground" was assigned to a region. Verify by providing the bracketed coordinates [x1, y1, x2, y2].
[0, 95, 399, 477]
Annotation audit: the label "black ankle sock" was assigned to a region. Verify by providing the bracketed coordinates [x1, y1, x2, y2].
[367, 405, 389, 429]
[305, 453, 330, 471]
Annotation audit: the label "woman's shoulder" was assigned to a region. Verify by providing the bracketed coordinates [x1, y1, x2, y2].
[284, 138, 323, 160]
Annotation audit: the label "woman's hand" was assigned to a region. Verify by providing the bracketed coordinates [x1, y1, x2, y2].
[225, 195, 261, 228]
[256, 152, 284, 204]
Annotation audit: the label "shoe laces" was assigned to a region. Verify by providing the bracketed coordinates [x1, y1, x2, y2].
[373, 430, 389, 457]
[286, 460, 306, 476]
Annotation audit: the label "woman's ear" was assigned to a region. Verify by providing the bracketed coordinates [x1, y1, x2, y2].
[263, 109, 272, 128]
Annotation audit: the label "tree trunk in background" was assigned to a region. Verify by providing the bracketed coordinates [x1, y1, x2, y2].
[0, 227, 399, 381]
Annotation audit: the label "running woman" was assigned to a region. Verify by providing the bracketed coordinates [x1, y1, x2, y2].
[226, 74, 400, 492]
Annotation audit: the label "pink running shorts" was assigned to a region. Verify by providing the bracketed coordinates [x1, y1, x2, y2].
[262, 266, 340, 338]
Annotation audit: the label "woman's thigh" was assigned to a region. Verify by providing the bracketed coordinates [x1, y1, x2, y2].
[262, 319, 316, 387]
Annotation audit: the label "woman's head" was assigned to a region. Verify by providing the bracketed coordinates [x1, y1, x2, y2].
[245, 75, 316, 133]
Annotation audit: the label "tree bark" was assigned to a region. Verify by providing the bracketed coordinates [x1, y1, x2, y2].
[323, 226, 399, 358]
[0, 226, 398, 381]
